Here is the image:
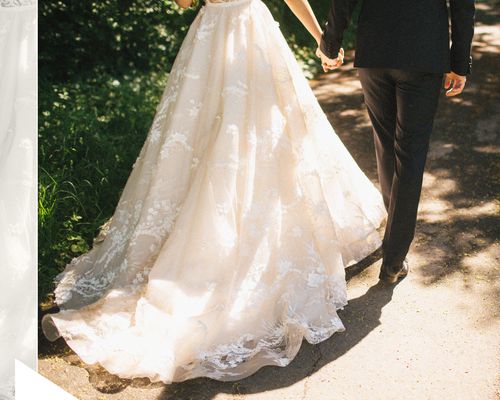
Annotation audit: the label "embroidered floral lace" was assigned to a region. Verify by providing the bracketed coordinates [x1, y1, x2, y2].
[42, 0, 386, 384]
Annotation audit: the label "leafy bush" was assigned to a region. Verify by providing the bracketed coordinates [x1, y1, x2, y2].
[39, 0, 199, 81]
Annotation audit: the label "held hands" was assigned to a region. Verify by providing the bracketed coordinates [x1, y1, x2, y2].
[316, 47, 344, 72]
[444, 71, 467, 97]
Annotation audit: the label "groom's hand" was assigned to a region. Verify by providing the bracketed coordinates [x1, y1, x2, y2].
[316, 48, 344, 72]
[444, 72, 467, 97]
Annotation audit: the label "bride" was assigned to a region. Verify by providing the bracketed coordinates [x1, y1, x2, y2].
[42, 0, 386, 384]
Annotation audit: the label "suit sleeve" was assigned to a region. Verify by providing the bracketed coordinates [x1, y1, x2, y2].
[319, 0, 360, 59]
[449, 0, 475, 75]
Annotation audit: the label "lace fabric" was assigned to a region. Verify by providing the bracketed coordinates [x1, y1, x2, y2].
[42, 0, 386, 384]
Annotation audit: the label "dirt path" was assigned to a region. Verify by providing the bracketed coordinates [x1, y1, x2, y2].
[38, 2, 500, 399]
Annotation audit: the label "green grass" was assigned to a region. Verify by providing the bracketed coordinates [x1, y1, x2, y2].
[38, 72, 168, 300]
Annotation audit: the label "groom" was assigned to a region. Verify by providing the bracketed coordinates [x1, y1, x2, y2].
[317, 0, 475, 283]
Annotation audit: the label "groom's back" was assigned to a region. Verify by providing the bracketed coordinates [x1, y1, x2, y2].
[354, 0, 451, 73]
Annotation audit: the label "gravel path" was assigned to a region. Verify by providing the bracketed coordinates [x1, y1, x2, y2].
[38, 2, 500, 398]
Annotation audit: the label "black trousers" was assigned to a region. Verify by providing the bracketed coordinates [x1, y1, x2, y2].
[358, 68, 443, 269]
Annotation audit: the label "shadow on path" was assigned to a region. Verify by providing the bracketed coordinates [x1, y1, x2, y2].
[39, 249, 400, 399]
[158, 280, 397, 400]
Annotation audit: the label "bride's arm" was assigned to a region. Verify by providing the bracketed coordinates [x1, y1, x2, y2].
[175, 0, 193, 9]
[283, 0, 323, 45]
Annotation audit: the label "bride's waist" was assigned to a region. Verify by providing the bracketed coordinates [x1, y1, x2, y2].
[205, 0, 255, 7]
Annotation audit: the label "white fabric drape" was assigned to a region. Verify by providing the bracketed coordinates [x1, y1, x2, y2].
[42, 0, 386, 384]
[0, 2, 37, 399]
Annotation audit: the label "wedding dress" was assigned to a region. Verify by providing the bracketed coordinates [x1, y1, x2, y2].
[0, 1, 37, 399]
[42, 0, 386, 384]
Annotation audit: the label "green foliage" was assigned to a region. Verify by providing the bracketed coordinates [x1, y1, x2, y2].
[39, 0, 199, 81]
[39, 0, 358, 301]
[38, 72, 167, 299]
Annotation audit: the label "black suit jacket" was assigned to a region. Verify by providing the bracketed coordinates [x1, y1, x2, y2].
[319, 0, 475, 75]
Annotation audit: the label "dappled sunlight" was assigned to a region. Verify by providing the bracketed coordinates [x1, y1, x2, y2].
[313, 78, 361, 97]
[413, 241, 499, 328]
[419, 171, 497, 223]
[412, 163, 498, 291]
[472, 27, 499, 53]
[461, 242, 500, 278]
[473, 144, 500, 154]
[426, 141, 457, 159]
[310, 60, 362, 101]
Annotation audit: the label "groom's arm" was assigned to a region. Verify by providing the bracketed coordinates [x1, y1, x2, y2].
[319, 0, 360, 60]
[449, 0, 475, 75]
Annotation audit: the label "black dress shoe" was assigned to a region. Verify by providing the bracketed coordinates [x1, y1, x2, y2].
[379, 259, 409, 284]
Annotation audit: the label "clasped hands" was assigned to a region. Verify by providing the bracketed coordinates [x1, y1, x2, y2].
[316, 47, 344, 72]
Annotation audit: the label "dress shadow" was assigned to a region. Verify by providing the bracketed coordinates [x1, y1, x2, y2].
[158, 249, 398, 399]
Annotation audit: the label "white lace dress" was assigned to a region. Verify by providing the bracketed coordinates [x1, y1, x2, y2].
[0, 1, 37, 399]
[42, 0, 386, 384]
